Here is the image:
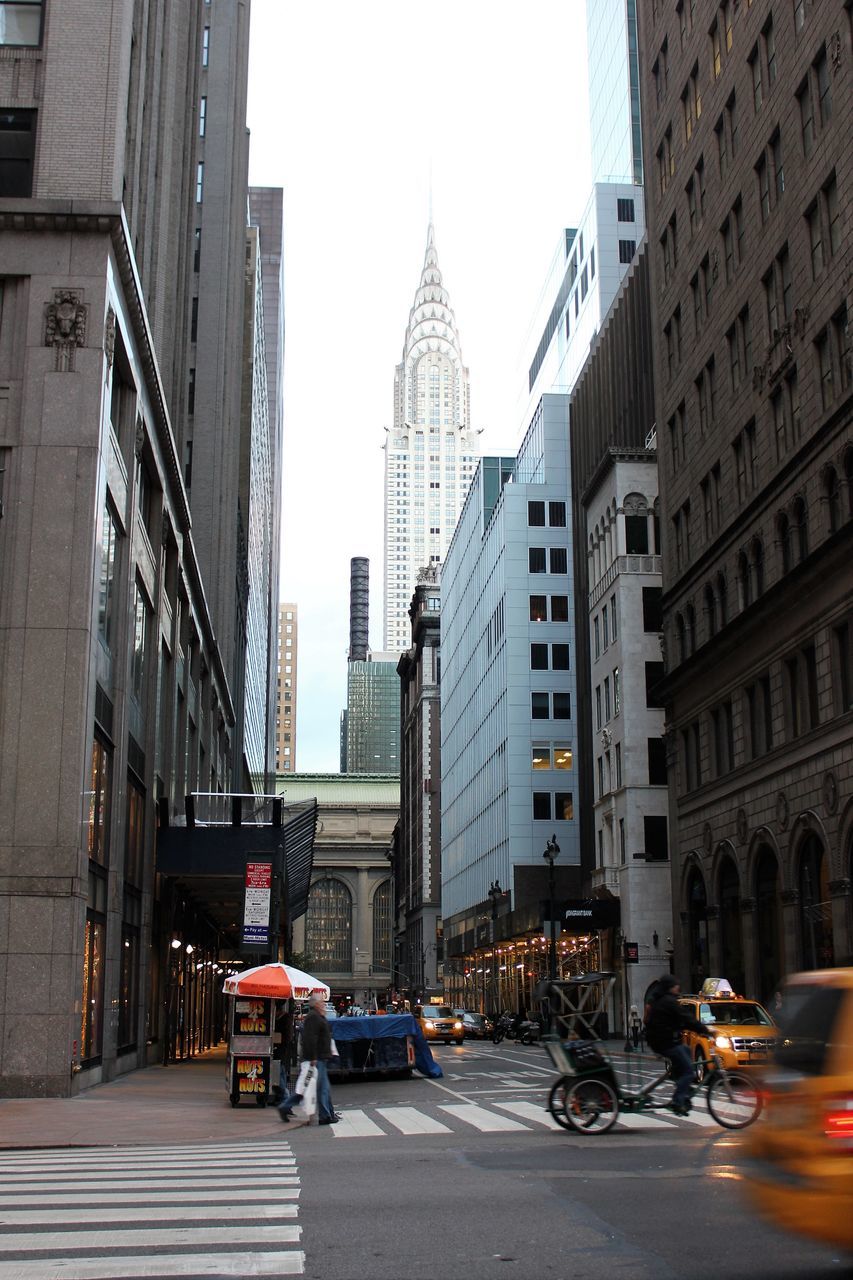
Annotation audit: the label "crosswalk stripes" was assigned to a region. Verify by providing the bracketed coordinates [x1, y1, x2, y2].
[0, 1141, 304, 1279]
[323, 1097, 722, 1138]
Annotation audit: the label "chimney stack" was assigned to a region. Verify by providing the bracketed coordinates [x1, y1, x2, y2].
[348, 557, 369, 661]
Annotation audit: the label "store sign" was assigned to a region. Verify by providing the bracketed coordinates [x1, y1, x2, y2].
[233, 1055, 270, 1097]
[242, 860, 272, 948]
[624, 941, 640, 964]
[562, 898, 621, 929]
[231, 998, 271, 1037]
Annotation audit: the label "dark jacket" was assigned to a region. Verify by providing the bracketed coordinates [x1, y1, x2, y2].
[300, 1009, 332, 1062]
[644, 992, 708, 1053]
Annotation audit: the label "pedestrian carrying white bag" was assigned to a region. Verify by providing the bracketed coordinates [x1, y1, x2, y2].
[293, 1061, 317, 1120]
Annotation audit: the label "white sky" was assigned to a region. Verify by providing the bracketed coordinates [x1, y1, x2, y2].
[246, 0, 592, 772]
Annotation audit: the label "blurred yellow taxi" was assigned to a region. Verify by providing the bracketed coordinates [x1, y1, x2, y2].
[414, 1004, 465, 1045]
[678, 978, 777, 1079]
[745, 968, 853, 1251]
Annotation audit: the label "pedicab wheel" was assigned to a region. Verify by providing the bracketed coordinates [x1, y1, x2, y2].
[706, 1070, 762, 1129]
[229, 1092, 239, 1108]
[547, 1076, 574, 1129]
[255, 1094, 267, 1107]
[562, 1077, 619, 1134]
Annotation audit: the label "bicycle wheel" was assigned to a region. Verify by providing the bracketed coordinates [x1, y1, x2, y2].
[706, 1070, 762, 1129]
[562, 1077, 619, 1134]
[547, 1076, 575, 1129]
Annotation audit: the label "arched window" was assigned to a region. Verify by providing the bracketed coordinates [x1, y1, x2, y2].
[791, 497, 808, 563]
[751, 537, 765, 596]
[719, 856, 745, 996]
[755, 847, 782, 1002]
[716, 572, 728, 627]
[704, 583, 717, 638]
[777, 512, 791, 574]
[372, 880, 392, 972]
[623, 492, 650, 554]
[687, 868, 709, 992]
[799, 835, 834, 970]
[824, 466, 841, 534]
[738, 551, 751, 609]
[306, 877, 353, 973]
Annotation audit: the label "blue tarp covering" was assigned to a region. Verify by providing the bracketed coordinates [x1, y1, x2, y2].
[330, 1014, 443, 1078]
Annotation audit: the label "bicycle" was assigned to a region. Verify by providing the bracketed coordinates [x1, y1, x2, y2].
[545, 1038, 762, 1134]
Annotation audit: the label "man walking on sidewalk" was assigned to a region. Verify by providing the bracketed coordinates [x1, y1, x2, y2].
[280, 993, 341, 1125]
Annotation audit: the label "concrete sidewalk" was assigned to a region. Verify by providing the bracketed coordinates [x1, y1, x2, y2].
[0, 1049, 288, 1149]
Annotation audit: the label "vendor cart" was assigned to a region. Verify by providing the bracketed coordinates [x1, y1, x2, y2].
[223, 962, 329, 1108]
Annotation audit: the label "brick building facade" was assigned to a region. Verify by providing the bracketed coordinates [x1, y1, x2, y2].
[638, 0, 852, 996]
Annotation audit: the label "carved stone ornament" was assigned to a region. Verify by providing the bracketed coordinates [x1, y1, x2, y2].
[829, 878, 851, 899]
[823, 771, 839, 815]
[104, 307, 116, 369]
[44, 289, 87, 371]
[736, 808, 749, 845]
[830, 29, 842, 72]
[776, 791, 790, 830]
[703, 822, 713, 855]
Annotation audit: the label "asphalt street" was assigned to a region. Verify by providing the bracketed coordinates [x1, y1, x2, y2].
[0, 1040, 846, 1279]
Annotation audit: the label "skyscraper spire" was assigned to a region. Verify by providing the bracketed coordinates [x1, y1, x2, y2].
[382, 224, 480, 651]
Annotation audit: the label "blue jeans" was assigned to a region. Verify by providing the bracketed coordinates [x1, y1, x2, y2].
[279, 1060, 334, 1121]
[660, 1043, 696, 1106]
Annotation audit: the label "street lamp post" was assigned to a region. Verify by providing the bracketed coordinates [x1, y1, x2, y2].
[488, 880, 502, 1017]
[542, 835, 560, 982]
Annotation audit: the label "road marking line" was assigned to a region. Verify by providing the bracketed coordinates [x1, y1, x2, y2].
[0, 1161, 296, 1176]
[438, 1104, 530, 1132]
[0, 1205, 299, 1225]
[671, 1108, 719, 1127]
[330, 1110, 385, 1137]
[0, 1250, 305, 1278]
[615, 1112, 675, 1130]
[375, 1107, 452, 1135]
[0, 1177, 299, 1194]
[492, 1101, 562, 1130]
[0, 1169, 294, 1185]
[0, 1188, 299, 1205]
[0, 1225, 303, 1253]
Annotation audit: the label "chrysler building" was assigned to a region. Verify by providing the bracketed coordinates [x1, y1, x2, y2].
[383, 224, 481, 650]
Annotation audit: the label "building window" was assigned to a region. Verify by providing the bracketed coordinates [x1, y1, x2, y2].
[798, 77, 815, 156]
[306, 878, 353, 973]
[619, 239, 636, 264]
[549, 501, 567, 527]
[648, 737, 667, 785]
[202, 24, 210, 67]
[617, 197, 635, 221]
[644, 816, 669, 861]
[552, 643, 570, 670]
[131, 584, 150, 707]
[533, 792, 551, 820]
[0, 1, 42, 46]
[81, 879, 106, 1063]
[532, 747, 551, 770]
[372, 880, 392, 972]
[643, 587, 663, 632]
[0, 108, 36, 196]
[749, 44, 763, 112]
[646, 662, 665, 707]
[98, 505, 119, 654]
[196, 161, 204, 204]
[529, 595, 547, 622]
[199, 95, 207, 137]
[554, 746, 573, 771]
[555, 792, 574, 821]
[530, 643, 548, 671]
[532, 692, 550, 720]
[527, 501, 545, 526]
[550, 595, 569, 622]
[549, 547, 567, 574]
[529, 547, 546, 573]
[552, 692, 571, 719]
[712, 700, 735, 774]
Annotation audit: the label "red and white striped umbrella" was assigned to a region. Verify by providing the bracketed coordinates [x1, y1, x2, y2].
[222, 962, 330, 1001]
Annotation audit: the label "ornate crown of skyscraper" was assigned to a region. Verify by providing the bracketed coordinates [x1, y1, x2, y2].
[398, 223, 468, 428]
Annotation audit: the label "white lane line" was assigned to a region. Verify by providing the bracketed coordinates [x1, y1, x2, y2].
[0, 1250, 305, 1278]
[0, 1188, 299, 1206]
[0, 1205, 299, 1226]
[375, 1107, 452, 1135]
[0, 1160, 295, 1175]
[438, 1104, 530, 1132]
[615, 1112, 677, 1130]
[0, 1225, 302, 1252]
[672, 1108, 719, 1127]
[0, 1170, 294, 1186]
[330, 1110, 385, 1138]
[0, 1146, 279, 1162]
[492, 1101, 562, 1130]
[0, 1177, 299, 1194]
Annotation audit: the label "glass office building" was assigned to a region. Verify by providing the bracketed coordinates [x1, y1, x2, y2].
[346, 656, 401, 774]
[586, 0, 643, 186]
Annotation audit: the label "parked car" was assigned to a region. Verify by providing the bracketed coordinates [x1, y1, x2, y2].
[745, 967, 853, 1251]
[414, 1004, 465, 1044]
[454, 1010, 492, 1039]
[678, 983, 776, 1079]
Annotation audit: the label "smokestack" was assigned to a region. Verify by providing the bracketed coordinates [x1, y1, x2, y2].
[349, 557, 369, 661]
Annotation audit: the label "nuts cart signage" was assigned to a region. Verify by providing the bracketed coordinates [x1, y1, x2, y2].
[242, 860, 273, 948]
[234, 1056, 269, 1096]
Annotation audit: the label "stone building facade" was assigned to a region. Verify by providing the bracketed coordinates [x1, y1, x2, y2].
[281, 775, 398, 1008]
[0, 1, 280, 1095]
[638, 0, 852, 996]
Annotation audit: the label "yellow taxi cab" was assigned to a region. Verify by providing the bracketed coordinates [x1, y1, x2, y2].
[745, 968, 853, 1251]
[413, 1004, 465, 1045]
[678, 978, 777, 1079]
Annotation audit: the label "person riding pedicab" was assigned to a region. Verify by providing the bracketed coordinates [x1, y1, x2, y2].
[643, 975, 714, 1115]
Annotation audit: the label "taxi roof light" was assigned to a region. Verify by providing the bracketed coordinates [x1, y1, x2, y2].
[700, 977, 737, 999]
